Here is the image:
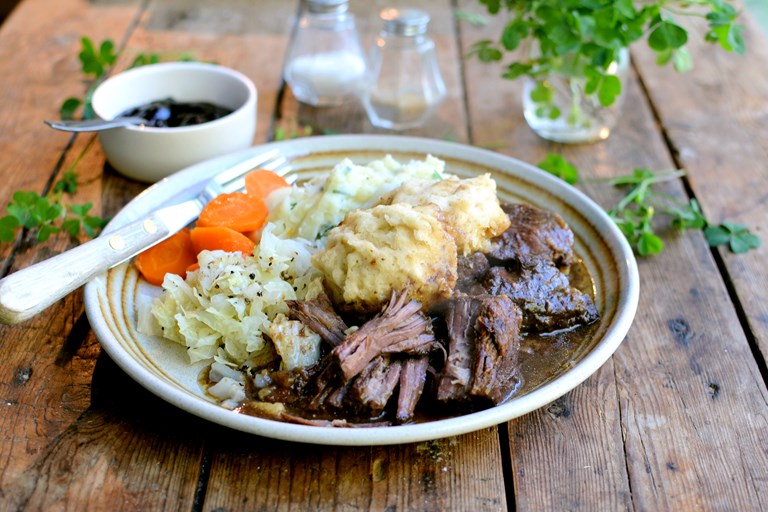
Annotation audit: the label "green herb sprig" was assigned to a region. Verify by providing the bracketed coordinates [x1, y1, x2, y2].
[465, 0, 745, 119]
[1, 37, 197, 248]
[0, 171, 108, 244]
[537, 155, 760, 256]
[60, 36, 195, 120]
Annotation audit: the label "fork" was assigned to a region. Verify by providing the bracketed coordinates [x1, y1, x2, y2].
[0, 150, 290, 325]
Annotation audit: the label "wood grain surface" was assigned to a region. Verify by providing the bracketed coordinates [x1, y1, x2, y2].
[0, 0, 767, 510]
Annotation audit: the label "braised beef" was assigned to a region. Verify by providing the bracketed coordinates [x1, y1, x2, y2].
[436, 295, 523, 406]
[348, 356, 403, 415]
[232, 201, 600, 426]
[483, 261, 598, 332]
[292, 292, 436, 420]
[286, 291, 348, 347]
[488, 203, 574, 269]
[436, 296, 478, 402]
[382, 333, 442, 356]
[456, 252, 490, 293]
[396, 356, 429, 423]
[324, 380, 353, 410]
[469, 296, 522, 404]
[333, 292, 433, 381]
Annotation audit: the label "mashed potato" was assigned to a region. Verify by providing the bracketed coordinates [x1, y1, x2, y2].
[267, 154, 447, 243]
[312, 203, 457, 313]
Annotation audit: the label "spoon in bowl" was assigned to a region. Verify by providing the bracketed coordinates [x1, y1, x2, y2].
[44, 116, 148, 132]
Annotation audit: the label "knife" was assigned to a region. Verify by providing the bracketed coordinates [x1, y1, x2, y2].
[0, 149, 288, 325]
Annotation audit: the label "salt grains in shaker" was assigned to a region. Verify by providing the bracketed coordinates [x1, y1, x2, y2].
[361, 8, 446, 130]
[283, 0, 367, 107]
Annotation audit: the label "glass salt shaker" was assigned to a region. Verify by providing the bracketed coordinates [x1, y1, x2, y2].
[283, 0, 367, 107]
[361, 8, 446, 130]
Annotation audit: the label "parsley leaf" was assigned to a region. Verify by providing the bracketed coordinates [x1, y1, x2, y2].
[465, 0, 746, 121]
[60, 36, 197, 120]
[537, 153, 580, 184]
[0, 215, 19, 242]
[540, 154, 760, 256]
[704, 223, 761, 253]
[79, 37, 117, 78]
[1, 175, 107, 246]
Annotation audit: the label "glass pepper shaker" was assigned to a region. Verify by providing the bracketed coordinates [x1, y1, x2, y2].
[361, 8, 446, 130]
[283, 0, 367, 107]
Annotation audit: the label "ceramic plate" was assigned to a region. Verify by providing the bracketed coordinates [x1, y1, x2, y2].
[84, 135, 639, 446]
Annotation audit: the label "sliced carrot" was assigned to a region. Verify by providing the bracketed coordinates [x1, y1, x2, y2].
[242, 228, 263, 245]
[186, 262, 200, 273]
[190, 226, 256, 254]
[135, 228, 197, 286]
[245, 169, 290, 201]
[197, 192, 268, 232]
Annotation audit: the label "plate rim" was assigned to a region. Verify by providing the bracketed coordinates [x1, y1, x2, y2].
[84, 134, 639, 446]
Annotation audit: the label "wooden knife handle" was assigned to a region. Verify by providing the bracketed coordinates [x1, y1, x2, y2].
[0, 215, 171, 325]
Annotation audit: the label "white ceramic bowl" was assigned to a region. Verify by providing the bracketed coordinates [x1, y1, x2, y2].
[91, 62, 257, 182]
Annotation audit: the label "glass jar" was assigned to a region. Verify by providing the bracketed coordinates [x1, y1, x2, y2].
[361, 8, 446, 130]
[522, 48, 631, 143]
[283, 0, 367, 107]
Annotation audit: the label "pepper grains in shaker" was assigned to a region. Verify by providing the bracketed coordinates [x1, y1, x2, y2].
[361, 8, 446, 130]
[283, 0, 367, 107]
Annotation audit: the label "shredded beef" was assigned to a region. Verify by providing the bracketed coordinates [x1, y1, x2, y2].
[286, 291, 348, 347]
[436, 295, 523, 406]
[347, 356, 403, 415]
[333, 292, 434, 382]
[468, 296, 522, 404]
[436, 296, 478, 402]
[292, 291, 437, 421]
[396, 356, 429, 424]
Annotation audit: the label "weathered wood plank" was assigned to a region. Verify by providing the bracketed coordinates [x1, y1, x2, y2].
[621, 7, 768, 510]
[0, 0, 146, 499]
[508, 363, 631, 511]
[457, 2, 633, 509]
[0, 0, 301, 509]
[1, 354, 205, 510]
[204, 428, 506, 511]
[631, 1, 768, 376]
[458, 0, 768, 509]
[204, 2, 506, 511]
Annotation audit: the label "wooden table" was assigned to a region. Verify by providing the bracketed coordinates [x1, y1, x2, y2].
[1, 0, 767, 510]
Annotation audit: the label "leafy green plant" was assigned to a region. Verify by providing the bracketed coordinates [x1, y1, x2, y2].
[466, 0, 744, 125]
[60, 36, 195, 120]
[1, 37, 199, 248]
[273, 120, 314, 141]
[536, 155, 760, 256]
[537, 153, 579, 184]
[0, 171, 108, 244]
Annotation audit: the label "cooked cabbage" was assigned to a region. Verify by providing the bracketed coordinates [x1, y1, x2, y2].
[151, 223, 324, 366]
[268, 313, 322, 370]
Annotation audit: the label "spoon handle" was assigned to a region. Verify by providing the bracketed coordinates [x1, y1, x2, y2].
[44, 117, 147, 132]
